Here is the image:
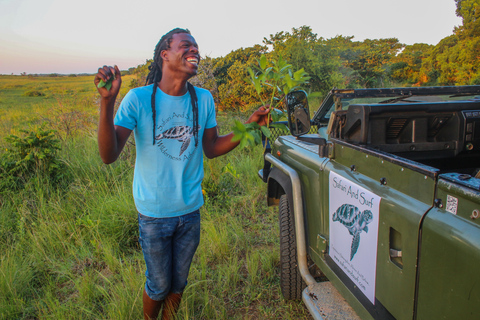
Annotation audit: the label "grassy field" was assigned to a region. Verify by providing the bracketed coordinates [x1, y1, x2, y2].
[0, 75, 312, 319]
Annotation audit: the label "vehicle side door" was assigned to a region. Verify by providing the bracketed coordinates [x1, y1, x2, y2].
[321, 141, 436, 320]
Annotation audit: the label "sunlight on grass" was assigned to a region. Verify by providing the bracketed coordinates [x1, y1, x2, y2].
[0, 75, 312, 320]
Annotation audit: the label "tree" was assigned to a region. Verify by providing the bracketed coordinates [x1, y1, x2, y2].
[388, 43, 433, 85]
[128, 60, 151, 89]
[189, 56, 219, 102]
[264, 26, 343, 95]
[420, 0, 480, 85]
[213, 45, 266, 111]
[343, 38, 404, 88]
[455, 0, 480, 38]
[213, 45, 266, 87]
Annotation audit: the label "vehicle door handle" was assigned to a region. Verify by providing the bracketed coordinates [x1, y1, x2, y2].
[390, 227, 403, 268]
[389, 248, 403, 258]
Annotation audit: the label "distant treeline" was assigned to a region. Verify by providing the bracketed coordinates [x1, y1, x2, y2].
[127, 0, 480, 111]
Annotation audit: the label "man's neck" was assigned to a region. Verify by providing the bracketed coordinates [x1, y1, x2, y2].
[158, 75, 189, 96]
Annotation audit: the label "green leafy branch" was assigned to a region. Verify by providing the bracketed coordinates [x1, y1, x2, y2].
[232, 54, 311, 148]
[97, 73, 116, 91]
[248, 55, 310, 106]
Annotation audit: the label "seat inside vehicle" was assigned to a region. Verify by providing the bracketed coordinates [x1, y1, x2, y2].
[332, 100, 480, 174]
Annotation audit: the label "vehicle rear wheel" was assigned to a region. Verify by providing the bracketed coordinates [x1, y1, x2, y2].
[279, 194, 306, 300]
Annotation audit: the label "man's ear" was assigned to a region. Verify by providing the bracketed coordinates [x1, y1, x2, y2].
[161, 50, 169, 62]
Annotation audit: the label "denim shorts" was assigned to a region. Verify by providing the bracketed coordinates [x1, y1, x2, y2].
[138, 210, 201, 301]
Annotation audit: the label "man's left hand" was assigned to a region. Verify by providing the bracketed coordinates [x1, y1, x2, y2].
[246, 106, 271, 127]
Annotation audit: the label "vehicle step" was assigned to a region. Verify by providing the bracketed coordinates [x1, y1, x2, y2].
[303, 281, 360, 320]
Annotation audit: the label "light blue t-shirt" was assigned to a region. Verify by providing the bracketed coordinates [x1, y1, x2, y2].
[114, 84, 217, 218]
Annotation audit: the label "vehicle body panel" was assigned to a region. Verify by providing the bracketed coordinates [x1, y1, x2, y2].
[326, 142, 436, 320]
[416, 176, 480, 319]
[262, 86, 480, 319]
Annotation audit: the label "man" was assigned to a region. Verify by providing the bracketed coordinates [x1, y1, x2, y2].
[94, 28, 270, 320]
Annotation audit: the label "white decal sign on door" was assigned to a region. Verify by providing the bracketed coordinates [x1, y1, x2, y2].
[329, 171, 381, 304]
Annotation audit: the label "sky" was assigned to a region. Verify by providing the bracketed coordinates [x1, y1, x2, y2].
[0, 0, 462, 75]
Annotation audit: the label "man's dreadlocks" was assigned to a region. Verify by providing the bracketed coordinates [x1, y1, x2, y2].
[145, 28, 199, 146]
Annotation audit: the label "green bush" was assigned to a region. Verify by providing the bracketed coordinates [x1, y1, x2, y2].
[23, 90, 45, 97]
[0, 126, 69, 192]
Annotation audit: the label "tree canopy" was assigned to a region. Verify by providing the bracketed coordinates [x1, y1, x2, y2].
[129, 1, 480, 111]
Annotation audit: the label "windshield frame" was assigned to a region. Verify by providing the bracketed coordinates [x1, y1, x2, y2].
[312, 86, 480, 125]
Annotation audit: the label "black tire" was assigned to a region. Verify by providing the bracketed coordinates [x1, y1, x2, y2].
[279, 194, 306, 300]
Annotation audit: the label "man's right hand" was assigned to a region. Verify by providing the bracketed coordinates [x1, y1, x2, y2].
[95, 65, 131, 164]
[94, 65, 122, 99]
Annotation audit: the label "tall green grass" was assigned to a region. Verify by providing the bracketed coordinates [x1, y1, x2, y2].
[0, 75, 132, 140]
[0, 75, 312, 319]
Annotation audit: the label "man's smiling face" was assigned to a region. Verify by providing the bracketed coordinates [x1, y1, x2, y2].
[162, 33, 200, 79]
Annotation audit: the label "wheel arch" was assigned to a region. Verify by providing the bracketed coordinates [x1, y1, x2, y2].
[267, 167, 294, 208]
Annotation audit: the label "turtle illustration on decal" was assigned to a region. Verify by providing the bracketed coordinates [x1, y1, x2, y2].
[155, 125, 201, 156]
[333, 204, 373, 261]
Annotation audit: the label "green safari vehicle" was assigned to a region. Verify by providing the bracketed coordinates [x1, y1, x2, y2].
[259, 86, 480, 319]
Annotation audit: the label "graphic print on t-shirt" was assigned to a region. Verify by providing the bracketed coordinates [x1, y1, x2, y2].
[155, 112, 201, 161]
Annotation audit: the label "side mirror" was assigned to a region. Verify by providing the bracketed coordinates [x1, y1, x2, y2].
[286, 90, 311, 137]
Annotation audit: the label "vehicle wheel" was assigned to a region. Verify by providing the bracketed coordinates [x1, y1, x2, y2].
[279, 194, 306, 300]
